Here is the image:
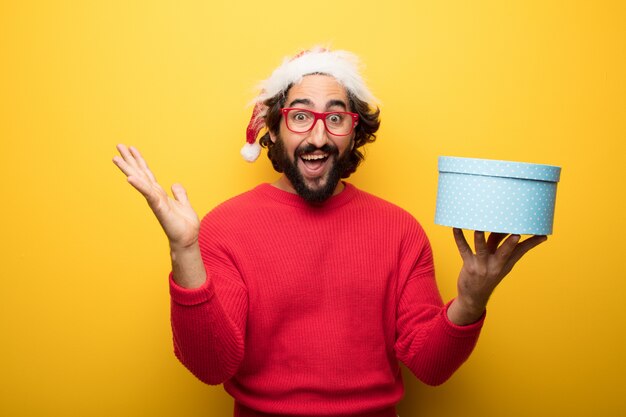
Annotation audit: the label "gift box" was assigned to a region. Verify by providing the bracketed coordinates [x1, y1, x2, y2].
[435, 156, 561, 235]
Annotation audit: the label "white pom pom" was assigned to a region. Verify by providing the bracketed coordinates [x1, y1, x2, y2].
[240, 142, 261, 162]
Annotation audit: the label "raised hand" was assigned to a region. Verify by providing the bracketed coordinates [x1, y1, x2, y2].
[112, 144, 200, 250]
[447, 228, 547, 325]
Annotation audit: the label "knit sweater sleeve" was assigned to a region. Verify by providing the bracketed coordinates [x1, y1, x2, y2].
[168, 213, 248, 386]
[394, 220, 484, 386]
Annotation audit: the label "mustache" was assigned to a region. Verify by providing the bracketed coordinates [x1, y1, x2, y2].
[295, 143, 339, 158]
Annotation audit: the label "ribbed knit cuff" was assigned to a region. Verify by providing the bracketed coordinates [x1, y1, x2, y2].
[440, 299, 486, 337]
[169, 272, 215, 306]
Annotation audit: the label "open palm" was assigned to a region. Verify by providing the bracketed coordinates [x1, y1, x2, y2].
[112, 144, 200, 249]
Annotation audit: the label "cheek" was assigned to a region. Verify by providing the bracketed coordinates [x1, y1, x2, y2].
[279, 133, 301, 157]
[340, 137, 355, 154]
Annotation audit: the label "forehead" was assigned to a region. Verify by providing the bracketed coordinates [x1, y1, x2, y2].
[286, 74, 349, 106]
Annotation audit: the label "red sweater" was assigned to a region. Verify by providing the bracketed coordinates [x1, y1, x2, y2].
[169, 183, 484, 417]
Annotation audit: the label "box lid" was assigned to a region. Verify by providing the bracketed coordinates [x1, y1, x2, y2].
[438, 156, 561, 182]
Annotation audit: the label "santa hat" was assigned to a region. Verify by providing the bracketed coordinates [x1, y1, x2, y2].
[241, 47, 378, 162]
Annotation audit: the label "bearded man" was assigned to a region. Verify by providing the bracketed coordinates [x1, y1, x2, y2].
[113, 47, 546, 417]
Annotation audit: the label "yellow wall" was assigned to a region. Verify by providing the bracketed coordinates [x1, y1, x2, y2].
[1, 1, 624, 415]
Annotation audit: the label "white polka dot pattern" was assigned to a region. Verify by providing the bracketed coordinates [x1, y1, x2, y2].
[434, 156, 561, 235]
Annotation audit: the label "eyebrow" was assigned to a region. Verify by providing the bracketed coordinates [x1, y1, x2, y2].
[287, 98, 348, 111]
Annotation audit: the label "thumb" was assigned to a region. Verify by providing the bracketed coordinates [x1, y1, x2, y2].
[171, 183, 190, 205]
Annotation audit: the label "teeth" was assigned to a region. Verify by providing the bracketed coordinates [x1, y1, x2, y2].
[301, 154, 327, 161]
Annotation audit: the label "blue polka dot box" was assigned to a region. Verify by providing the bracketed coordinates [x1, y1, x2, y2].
[435, 156, 561, 235]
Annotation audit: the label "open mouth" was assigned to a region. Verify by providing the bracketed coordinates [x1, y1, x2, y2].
[299, 152, 330, 175]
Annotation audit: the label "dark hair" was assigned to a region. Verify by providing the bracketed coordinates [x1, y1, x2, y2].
[258, 85, 381, 178]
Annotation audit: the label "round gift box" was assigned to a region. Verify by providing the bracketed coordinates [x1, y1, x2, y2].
[435, 156, 561, 235]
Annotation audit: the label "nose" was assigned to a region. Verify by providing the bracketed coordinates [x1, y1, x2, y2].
[306, 118, 329, 148]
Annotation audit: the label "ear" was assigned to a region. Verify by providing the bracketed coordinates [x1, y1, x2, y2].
[269, 130, 277, 143]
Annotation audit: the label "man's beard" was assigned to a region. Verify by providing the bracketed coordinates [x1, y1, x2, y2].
[273, 135, 352, 204]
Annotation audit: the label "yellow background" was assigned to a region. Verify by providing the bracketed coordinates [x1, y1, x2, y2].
[1, 0, 624, 416]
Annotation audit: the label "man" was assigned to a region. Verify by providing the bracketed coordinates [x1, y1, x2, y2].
[112, 47, 546, 417]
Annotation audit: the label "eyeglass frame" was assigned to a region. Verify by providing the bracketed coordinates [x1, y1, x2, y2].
[280, 107, 359, 136]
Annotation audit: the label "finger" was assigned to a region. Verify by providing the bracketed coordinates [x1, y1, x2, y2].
[474, 231, 489, 258]
[486, 232, 507, 253]
[499, 235, 547, 278]
[171, 183, 190, 205]
[126, 175, 153, 198]
[495, 233, 521, 260]
[508, 235, 547, 264]
[128, 146, 147, 167]
[453, 228, 473, 261]
[116, 143, 141, 170]
[129, 146, 158, 183]
[112, 155, 137, 178]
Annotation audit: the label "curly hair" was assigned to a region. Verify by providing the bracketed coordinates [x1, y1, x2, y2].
[258, 83, 381, 178]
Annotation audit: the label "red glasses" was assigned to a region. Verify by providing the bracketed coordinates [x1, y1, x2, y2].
[281, 108, 359, 136]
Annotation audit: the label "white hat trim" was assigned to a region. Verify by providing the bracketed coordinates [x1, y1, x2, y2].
[253, 47, 377, 106]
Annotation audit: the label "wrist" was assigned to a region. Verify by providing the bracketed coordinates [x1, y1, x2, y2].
[169, 241, 206, 289]
[447, 297, 486, 326]
[458, 294, 487, 315]
[169, 238, 199, 254]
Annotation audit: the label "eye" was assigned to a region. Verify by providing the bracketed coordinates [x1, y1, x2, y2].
[327, 113, 344, 124]
[292, 111, 311, 122]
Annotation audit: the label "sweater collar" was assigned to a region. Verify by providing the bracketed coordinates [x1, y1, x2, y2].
[256, 181, 357, 210]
